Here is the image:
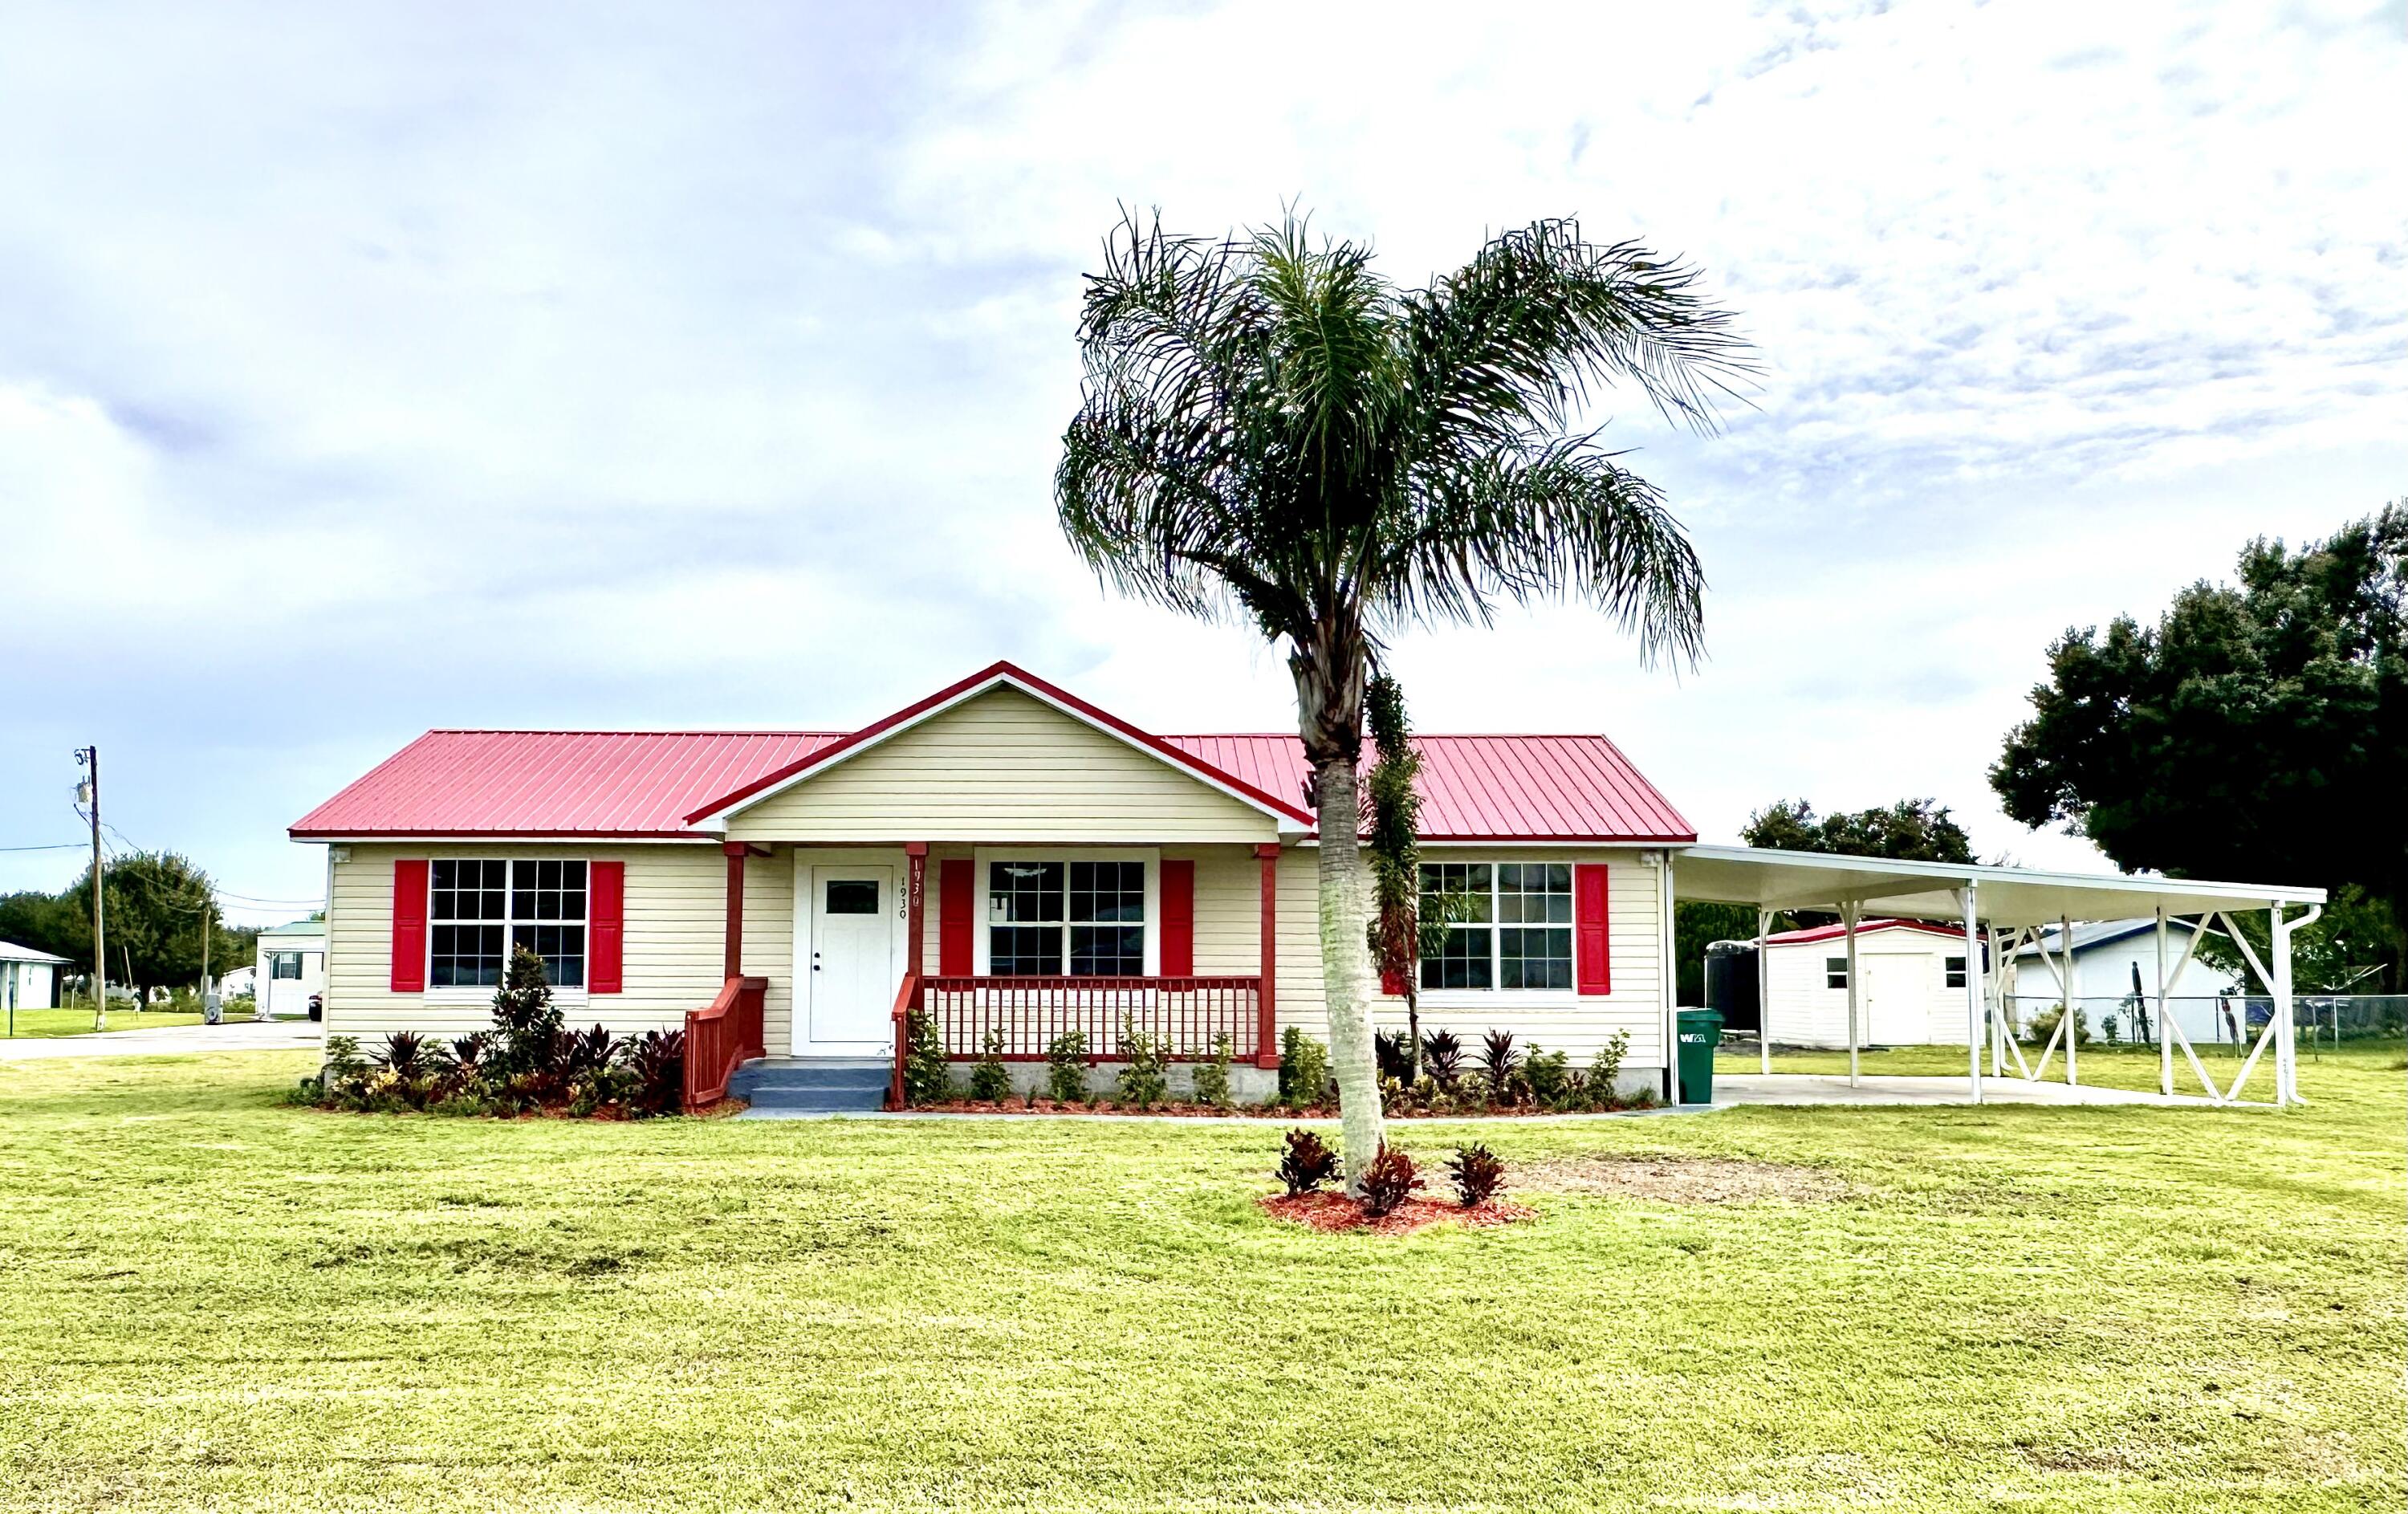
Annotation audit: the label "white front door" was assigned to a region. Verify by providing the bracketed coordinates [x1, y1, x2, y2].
[805, 865, 898, 1051]
[1864, 955, 1926, 1046]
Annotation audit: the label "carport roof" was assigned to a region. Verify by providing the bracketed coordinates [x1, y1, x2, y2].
[1671, 845, 2325, 929]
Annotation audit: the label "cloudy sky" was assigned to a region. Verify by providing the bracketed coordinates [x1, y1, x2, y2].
[2, 0, 2401, 923]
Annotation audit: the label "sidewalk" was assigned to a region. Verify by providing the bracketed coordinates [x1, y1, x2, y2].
[0, 1020, 322, 1062]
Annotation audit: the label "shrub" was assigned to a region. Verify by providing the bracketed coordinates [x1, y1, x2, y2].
[1455, 1070, 1493, 1110]
[1277, 1128, 1339, 1195]
[1373, 1029, 1413, 1084]
[1419, 1029, 1463, 1086]
[968, 1029, 1013, 1102]
[372, 1030, 432, 1081]
[1588, 1030, 1630, 1106]
[1358, 1144, 1422, 1219]
[1479, 1028, 1519, 1088]
[901, 1008, 950, 1105]
[1116, 1018, 1170, 1109]
[620, 1029, 685, 1117]
[489, 944, 564, 1081]
[321, 1034, 368, 1093]
[1279, 1027, 1330, 1109]
[1044, 1030, 1089, 1103]
[2027, 1005, 2091, 1048]
[1524, 1046, 1570, 1105]
[1192, 1032, 1233, 1109]
[560, 1024, 619, 1078]
[1446, 1143, 1506, 1207]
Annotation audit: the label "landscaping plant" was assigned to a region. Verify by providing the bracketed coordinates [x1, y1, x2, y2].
[1373, 1028, 1413, 1085]
[1116, 1017, 1170, 1109]
[488, 944, 566, 1082]
[1479, 1029, 1520, 1089]
[901, 1007, 950, 1105]
[1588, 1029, 1629, 1103]
[1446, 1143, 1507, 1207]
[1276, 1128, 1340, 1196]
[1278, 1027, 1330, 1109]
[1357, 1144, 1422, 1219]
[1192, 1032, 1233, 1109]
[1419, 1029, 1463, 1087]
[969, 1029, 1013, 1102]
[1043, 1030, 1088, 1103]
[620, 1029, 685, 1117]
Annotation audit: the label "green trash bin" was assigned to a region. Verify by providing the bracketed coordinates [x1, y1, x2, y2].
[1675, 1007, 1723, 1105]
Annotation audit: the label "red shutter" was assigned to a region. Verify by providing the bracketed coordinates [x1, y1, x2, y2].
[938, 859, 974, 975]
[1160, 860, 1194, 977]
[1575, 863, 1611, 995]
[389, 859, 429, 992]
[588, 861, 624, 993]
[1381, 963, 1409, 997]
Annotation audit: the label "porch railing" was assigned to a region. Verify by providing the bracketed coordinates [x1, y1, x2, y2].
[920, 975, 1263, 1062]
[683, 974, 767, 1111]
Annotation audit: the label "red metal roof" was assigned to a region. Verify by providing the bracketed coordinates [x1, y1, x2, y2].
[292, 667, 1694, 843]
[1763, 918, 1972, 946]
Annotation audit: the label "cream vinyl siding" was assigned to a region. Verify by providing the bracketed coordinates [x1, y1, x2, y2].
[724, 686, 1279, 845]
[1763, 929, 1971, 1048]
[323, 842, 738, 1042]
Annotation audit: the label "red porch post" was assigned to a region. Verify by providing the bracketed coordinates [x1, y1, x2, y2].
[1255, 843, 1280, 1068]
[904, 843, 928, 976]
[722, 842, 748, 980]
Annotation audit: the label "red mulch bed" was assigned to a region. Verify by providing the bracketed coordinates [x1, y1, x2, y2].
[907, 1099, 1653, 1118]
[1257, 1190, 1538, 1236]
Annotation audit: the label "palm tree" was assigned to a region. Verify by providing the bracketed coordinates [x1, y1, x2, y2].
[1055, 210, 1749, 1182]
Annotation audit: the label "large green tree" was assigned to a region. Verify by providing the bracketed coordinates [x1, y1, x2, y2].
[1056, 211, 1747, 1179]
[63, 853, 253, 1006]
[1991, 505, 2406, 989]
[1742, 797, 1976, 864]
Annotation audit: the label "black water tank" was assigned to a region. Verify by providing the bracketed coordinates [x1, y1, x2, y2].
[1704, 941, 1760, 1032]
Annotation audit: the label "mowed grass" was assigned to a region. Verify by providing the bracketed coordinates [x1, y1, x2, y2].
[0, 1050, 2399, 1512]
[1714, 1039, 2398, 1097]
[0, 1006, 207, 1039]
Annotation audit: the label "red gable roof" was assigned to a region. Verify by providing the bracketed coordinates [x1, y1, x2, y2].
[291, 663, 1694, 843]
[1763, 918, 1972, 946]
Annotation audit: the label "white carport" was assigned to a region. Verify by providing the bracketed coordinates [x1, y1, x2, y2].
[1670, 845, 2327, 1108]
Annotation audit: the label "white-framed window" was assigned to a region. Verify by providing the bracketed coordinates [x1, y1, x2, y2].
[985, 858, 1147, 976]
[429, 859, 588, 989]
[1945, 955, 1968, 989]
[1418, 861, 1573, 991]
[270, 952, 303, 981]
[1825, 957, 1849, 990]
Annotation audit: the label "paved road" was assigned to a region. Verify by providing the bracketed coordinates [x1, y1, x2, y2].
[0, 1020, 322, 1062]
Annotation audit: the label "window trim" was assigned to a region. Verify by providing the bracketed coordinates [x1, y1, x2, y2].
[420, 857, 593, 1003]
[1825, 957, 1849, 991]
[970, 848, 1158, 978]
[1415, 859, 1579, 999]
[1944, 954, 1968, 990]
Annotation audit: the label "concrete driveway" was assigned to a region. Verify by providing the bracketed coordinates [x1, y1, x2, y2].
[0, 1020, 322, 1062]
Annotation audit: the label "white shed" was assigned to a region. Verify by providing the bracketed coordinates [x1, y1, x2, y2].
[1763, 918, 1976, 1049]
[1, 938, 68, 1025]
[255, 921, 327, 1020]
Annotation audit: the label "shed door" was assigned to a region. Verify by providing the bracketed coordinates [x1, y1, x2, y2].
[1864, 955, 1928, 1046]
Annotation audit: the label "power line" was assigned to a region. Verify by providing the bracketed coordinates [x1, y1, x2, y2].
[0, 842, 87, 853]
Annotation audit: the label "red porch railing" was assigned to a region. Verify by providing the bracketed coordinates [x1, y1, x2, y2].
[683, 974, 767, 1111]
[919, 975, 1262, 1064]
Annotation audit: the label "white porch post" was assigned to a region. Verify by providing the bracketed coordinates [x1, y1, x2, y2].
[2154, 906, 2172, 1097]
[2272, 903, 2293, 1108]
[1843, 902, 1861, 1089]
[1756, 907, 1773, 1074]
[1661, 854, 1678, 1103]
[2060, 914, 2078, 1087]
[1961, 884, 1982, 1101]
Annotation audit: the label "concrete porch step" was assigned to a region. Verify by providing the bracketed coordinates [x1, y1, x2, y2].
[728, 1057, 891, 1113]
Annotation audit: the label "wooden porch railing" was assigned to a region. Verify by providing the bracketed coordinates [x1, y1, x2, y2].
[887, 971, 921, 1111]
[920, 975, 1262, 1064]
[683, 974, 767, 1111]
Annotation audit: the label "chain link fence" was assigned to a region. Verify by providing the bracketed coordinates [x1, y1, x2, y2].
[2002, 994, 2407, 1054]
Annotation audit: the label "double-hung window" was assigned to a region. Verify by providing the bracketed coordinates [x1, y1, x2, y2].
[429, 859, 588, 989]
[1418, 862, 1574, 991]
[270, 952, 303, 980]
[986, 860, 1145, 975]
[1945, 955, 1967, 989]
[1825, 957, 1849, 990]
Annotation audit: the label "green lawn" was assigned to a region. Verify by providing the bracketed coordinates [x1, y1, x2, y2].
[0, 1005, 208, 1039]
[1716, 1039, 2406, 1098]
[0, 1049, 2399, 1512]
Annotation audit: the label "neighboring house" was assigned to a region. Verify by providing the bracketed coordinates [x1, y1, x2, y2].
[2010, 918, 2242, 1045]
[255, 921, 327, 1019]
[291, 662, 1685, 1099]
[217, 964, 257, 1001]
[1, 938, 67, 1021]
[1760, 919, 1978, 1049]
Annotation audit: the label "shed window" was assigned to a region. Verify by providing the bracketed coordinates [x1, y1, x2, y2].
[1945, 955, 1967, 989]
[1419, 862, 1572, 991]
[987, 861, 1145, 976]
[429, 859, 587, 988]
[1825, 957, 1849, 990]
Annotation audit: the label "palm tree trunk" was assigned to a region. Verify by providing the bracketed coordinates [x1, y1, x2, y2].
[1312, 754, 1385, 1190]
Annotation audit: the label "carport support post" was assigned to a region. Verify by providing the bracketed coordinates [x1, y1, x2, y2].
[1842, 903, 1861, 1089]
[2060, 914, 2077, 1087]
[2154, 907, 2172, 1097]
[1961, 885, 1983, 1102]
[2272, 904, 2293, 1107]
[1756, 908, 1773, 1073]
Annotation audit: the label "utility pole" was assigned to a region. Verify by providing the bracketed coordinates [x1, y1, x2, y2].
[76, 747, 104, 1031]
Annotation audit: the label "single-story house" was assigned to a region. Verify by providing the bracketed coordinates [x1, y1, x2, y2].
[217, 964, 258, 1002]
[1759, 918, 1978, 1049]
[255, 920, 327, 1020]
[2011, 918, 2243, 1045]
[291, 662, 1686, 1105]
[2, 938, 67, 1022]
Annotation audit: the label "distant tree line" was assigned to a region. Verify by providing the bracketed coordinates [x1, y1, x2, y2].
[0, 853, 257, 1005]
